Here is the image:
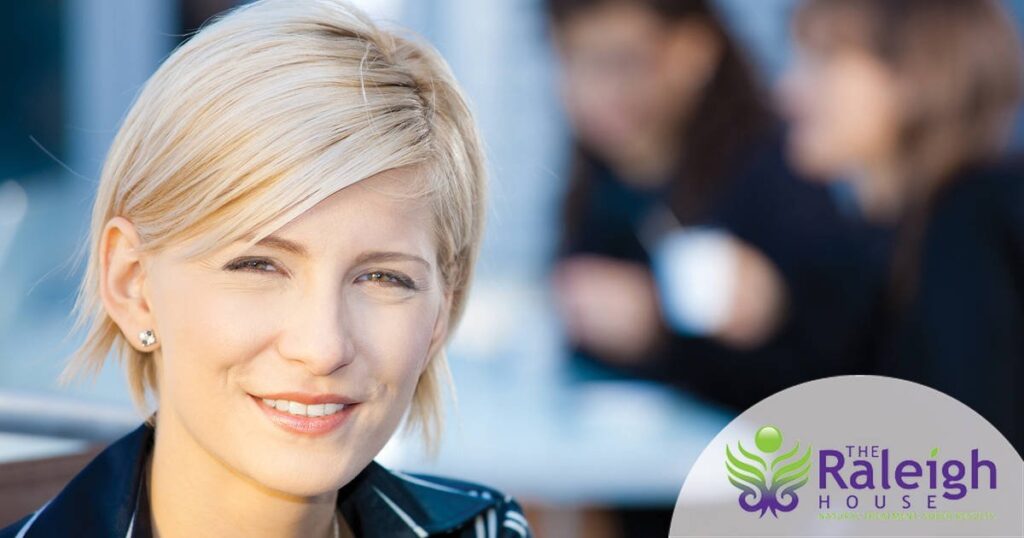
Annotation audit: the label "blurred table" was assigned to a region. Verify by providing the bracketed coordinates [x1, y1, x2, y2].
[0, 432, 87, 464]
[381, 364, 732, 507]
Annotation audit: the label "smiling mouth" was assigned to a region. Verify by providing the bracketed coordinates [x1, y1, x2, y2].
[259, 398, 347, 418]
[248, 393, 359, 435]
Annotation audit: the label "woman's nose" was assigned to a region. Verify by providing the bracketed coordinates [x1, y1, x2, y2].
[275, 283, 356, 376]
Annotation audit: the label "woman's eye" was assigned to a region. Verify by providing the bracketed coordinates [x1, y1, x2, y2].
[226, 257, 280, 274]
[358, 271, 417, 290]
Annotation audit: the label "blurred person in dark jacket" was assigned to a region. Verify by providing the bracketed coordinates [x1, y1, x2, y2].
[545, 2, 889, 534]
[547, 0, 886, 409]
[781, 0, 1024, 453]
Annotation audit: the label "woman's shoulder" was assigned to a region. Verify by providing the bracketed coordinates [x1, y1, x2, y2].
[941, 155, 1023, 201]
[0, 424, 534, 538]
[364, 462, 533, 537]
[0, 513, 34, 538]
[0, 422, 153, 538]
[933, 155, 1024, 234]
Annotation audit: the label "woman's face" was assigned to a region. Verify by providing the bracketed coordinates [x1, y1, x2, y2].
[136, 168, 448, 497]
[551, 2, 720, 168]
[778, 43, 904, 179]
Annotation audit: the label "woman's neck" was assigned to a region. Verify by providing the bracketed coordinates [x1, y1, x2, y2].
[615, 141, 678, 187]
[148, 411, 344, 538]
[849, 157, 908, 225]
[609, 123, 686, 188]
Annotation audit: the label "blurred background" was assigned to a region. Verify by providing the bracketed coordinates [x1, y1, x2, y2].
[2, 0, 1023, 536]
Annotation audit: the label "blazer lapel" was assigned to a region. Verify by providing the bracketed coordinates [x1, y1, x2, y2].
[338, 461, 499, 537]
[24, 422, 151, 538]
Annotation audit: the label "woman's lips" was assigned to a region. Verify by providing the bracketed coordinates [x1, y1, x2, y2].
[254, 391, 360, 405]
[250, 394, 357, 435]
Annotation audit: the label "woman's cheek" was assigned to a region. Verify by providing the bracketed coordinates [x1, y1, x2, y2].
[790, 68, 861, 177]
[346, 293, 438, 392]
[199, 288, 281, 355]
[158, 279, 282, 390]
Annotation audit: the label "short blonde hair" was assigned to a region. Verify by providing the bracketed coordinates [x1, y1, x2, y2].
[64, 0, 486, 454]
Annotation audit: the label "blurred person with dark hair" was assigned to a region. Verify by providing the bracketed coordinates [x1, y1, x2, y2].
[781, 0, 1024, 452]
[547, 0, 883, 408]
[546, 0, 888, 533]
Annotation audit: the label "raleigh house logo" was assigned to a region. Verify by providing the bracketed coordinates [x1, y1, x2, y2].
[725, 425, 812, 518]
[815, 444, 998, 513]
[673, 377, 1024, 536]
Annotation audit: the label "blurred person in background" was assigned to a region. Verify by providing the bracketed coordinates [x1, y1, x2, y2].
[781, 0, 1024, 453]
[546, 0, 888, 533]
[547, 0, 883, 416]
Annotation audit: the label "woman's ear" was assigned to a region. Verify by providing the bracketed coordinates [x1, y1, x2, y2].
[99, 216, 157, 352]
[423, 291, 453, 373]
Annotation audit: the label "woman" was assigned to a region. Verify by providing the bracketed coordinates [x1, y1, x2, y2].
[0, 1, 532, 537]
[546, 1, 886, 535]
[548, 0, 884, 409]
[781, 0, 1024, 452]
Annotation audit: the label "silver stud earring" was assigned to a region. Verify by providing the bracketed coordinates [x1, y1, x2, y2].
[138, 329, 157, 347]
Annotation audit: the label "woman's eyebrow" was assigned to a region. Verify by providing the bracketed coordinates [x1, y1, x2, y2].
[247, 234, 430, 268]
[354, 250, 431, 269]
[253, 234, 309, 257]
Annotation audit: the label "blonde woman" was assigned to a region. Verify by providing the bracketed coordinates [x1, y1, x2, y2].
[0, 1, 532, 537]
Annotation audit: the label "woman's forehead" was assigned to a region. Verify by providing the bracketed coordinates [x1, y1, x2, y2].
[241, 170, 435, 253]
[298, 168, 432, 224]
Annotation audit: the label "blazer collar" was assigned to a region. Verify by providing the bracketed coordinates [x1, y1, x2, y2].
[21, 422, 497, 537]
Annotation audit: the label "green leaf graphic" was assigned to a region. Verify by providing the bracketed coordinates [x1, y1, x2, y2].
[726, 445, 765, 486]
[737, 441, 768, 471]
[770, 442, 801, 471]
[772, 444, 812, 489]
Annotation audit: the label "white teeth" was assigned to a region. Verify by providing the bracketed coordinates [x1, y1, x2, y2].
[261, 398, 345, 417]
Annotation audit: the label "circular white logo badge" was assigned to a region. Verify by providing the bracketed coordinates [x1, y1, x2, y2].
[670, 376, 1023, 536]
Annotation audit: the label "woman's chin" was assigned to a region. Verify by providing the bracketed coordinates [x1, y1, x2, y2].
[245, 461, 356, 499]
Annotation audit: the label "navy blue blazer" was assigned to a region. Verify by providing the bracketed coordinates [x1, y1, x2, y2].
[0, 423, 532, 537]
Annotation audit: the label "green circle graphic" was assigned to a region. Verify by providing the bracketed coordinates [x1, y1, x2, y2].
[755, 425, 783, 453]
